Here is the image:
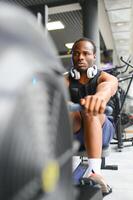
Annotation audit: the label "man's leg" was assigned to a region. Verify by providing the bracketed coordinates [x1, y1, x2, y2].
[70, 111, 82, 133]
[82, 113, 114, 195]
[82, 113, 105, 158]
[81, 113, 105, 177]
[72, 112, 105, 174]
[72, 112, 113, 195]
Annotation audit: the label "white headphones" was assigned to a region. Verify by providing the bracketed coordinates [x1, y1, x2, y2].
[70, 65, 98, 80]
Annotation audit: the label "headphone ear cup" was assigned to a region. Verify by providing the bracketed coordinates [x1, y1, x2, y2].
[87, 65, 97, 78]
[70, 68, 80, 80]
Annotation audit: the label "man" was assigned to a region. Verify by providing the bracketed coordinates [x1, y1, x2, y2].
[66, 38, 118, 195]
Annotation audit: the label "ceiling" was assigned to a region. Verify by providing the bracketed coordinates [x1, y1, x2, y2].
[1, 0, 133, 68]
[104, 0, 133, 62]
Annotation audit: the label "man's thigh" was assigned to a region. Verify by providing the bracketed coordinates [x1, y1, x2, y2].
[73, 117, 115, 149]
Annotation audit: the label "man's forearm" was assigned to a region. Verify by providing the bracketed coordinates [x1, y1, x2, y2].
[96, 81, 118, 103]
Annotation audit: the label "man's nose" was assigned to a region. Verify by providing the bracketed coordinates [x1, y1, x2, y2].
[78, 53, 84, 59]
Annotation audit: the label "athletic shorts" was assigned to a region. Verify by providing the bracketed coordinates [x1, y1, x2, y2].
[73, 117, 115, 149]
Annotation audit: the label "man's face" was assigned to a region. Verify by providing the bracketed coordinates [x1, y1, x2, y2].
[72, 41, 96, 73]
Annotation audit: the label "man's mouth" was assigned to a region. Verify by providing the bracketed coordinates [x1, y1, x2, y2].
[77, 62, 85, 66]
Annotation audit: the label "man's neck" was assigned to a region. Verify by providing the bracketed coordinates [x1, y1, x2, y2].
[79, 73, 90, 84]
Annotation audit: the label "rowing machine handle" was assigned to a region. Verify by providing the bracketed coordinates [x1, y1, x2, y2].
[68, 102, 113, 116]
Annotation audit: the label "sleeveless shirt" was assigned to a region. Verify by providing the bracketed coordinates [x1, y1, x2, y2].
[69, 70, 101, 103]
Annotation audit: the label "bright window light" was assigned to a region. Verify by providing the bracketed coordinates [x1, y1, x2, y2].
[65, 43, 74, 49]
[47, 21, 65, 31]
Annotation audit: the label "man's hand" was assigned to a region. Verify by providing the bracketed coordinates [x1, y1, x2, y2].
[80, 95, 107, 115]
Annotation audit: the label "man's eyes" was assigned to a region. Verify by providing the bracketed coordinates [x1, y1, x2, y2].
[73, 51, 92, 56]
[73, 52, 79, 56]
[84, 52, 91, 55]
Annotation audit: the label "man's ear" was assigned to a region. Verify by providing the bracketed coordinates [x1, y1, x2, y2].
[94, 54, 96, 60]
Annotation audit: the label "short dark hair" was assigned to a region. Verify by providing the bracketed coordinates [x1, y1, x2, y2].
[71, 37, 96, 54]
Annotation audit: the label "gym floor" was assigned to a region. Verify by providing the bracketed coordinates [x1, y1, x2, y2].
[103, 130, 133, 200]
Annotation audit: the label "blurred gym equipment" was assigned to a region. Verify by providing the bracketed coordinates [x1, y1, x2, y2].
[102, 57, 133, 150]
[0, 3, 104, 200]
[0, 3, 74, 200]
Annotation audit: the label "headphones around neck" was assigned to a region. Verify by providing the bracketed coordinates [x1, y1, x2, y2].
[70, 65, 98, 80]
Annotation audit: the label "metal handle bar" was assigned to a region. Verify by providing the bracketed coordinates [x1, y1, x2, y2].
[118, 74, 133, 82]
[115, 56, 131, 70]
[120, 57, 133, 72]
[68, 102, 113, 116]
[129, 69, 133, 74]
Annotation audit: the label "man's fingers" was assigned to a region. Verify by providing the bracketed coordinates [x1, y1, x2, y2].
[80, 98, 85, 105]
[93, 98, 101, 114]
[99, 100, 106, 114]
[89, 96, 98, 113]
[80, 97, 91, 112]
[80, 96, 106, 114]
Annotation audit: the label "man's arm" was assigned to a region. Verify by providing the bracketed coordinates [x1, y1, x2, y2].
[97, 71, 118, 102]
[80, 71, 118, 114]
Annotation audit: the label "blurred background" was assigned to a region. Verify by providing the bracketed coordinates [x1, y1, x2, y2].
[2, 0, 132, 112]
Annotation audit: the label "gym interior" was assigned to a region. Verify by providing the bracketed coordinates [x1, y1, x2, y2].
[0, 0, 133, 199]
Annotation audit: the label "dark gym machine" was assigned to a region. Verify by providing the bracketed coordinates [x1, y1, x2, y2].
[103, 57, 133, 151]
